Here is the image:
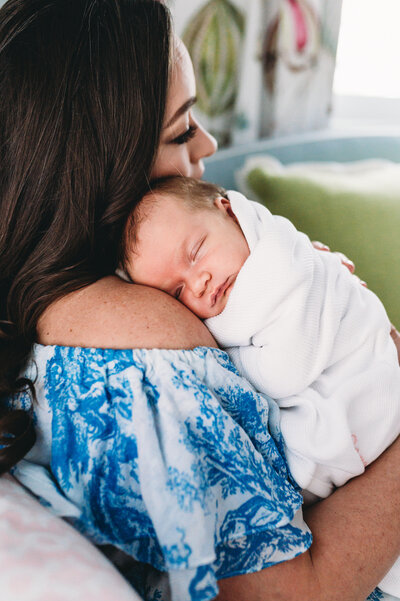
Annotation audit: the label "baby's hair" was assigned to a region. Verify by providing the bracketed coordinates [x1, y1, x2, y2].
[148, 175, 227, 211]
[123, 176, 228, 259]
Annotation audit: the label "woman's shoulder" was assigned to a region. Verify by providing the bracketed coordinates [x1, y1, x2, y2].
[37, 276, 216, 349]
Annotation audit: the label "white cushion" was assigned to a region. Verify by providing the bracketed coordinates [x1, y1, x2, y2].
[0, 474, 142, 601]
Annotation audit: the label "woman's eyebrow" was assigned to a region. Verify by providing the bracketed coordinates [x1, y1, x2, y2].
[165, 96, 197, 128]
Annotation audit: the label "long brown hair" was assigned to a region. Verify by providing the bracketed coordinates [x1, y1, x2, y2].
[0, 0, 172, 472]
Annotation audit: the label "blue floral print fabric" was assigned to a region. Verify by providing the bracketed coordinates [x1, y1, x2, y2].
[12, 344, 313, 600]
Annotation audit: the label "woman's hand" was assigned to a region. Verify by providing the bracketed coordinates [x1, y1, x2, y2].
[312, 242, 400, 364]
[312, 241, 365, 281]
[391, 324, 400, 364]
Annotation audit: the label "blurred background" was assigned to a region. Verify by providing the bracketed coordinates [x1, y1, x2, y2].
[1, 0, 399, 148]
[169, 0, 400, 147]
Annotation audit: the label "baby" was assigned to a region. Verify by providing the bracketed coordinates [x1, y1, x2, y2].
[123, 175, 400, 595]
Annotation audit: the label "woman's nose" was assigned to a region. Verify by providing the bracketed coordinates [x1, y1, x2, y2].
[192, 124, 217, 162]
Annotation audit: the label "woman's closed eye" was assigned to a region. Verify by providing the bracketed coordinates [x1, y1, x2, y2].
[170, 124, 198, 145]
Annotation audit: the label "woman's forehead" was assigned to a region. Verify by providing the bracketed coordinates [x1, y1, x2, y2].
[171, 36, 190, 67]
[166, 39, 196, 113]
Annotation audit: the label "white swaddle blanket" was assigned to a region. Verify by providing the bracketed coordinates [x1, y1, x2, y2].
[206, 191, 400, 595]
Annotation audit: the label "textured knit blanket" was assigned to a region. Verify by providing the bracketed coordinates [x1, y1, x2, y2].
[206, 191, 400, 497]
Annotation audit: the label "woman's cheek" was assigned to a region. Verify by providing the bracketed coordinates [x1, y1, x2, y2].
[151, 147, 179, 179]
[173, 150, 192, 178]
[152, 145, 195, 179]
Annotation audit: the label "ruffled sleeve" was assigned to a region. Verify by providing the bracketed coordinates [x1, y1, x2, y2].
[15, 345, 312, 601]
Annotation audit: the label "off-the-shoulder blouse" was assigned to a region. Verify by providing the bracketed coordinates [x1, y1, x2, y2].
[9, 344, 383, 601]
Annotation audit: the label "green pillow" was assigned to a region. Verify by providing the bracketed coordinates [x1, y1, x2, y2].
[238, 156, 400, 328]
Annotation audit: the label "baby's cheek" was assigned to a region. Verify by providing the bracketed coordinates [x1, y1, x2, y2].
[188, 299, 209, 320]
[180, 292, 193, 311]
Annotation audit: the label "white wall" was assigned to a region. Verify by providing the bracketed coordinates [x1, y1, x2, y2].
[332, 0, 400, 130]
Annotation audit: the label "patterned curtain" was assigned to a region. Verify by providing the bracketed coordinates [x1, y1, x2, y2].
[169, 0, 343, 147]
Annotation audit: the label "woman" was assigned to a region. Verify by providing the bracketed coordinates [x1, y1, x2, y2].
[0, 1, 399, 600]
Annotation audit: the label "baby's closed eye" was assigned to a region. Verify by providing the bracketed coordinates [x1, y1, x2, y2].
[191, 236, 206, 262]
[174, 286, 183, 299]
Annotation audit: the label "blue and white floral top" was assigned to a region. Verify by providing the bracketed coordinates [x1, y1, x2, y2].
[11, 344, 311, 600]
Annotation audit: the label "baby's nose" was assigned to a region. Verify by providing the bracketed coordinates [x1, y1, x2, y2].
[191, 271, 211, 297]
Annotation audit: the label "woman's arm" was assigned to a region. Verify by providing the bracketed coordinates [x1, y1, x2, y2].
[38, 276, 400, 600]
[217, 435, 400, 601]
[37, 276, 216, 349]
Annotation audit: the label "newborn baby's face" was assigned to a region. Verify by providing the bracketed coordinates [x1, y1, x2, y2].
[127, 193, 249, 318]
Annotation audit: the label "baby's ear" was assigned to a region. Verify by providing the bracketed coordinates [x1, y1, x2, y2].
[214, 196, 239, 224]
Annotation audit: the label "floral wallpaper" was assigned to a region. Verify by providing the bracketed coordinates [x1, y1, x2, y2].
[182, 0, 245, 147]
[0, 0, 343, 148]
[170, 0, 343, 147]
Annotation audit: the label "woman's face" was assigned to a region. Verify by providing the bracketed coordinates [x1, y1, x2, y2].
[151, 39, 217, 180]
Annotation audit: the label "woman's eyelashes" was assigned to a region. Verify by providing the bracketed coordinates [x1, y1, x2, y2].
[170, 124, 198, 145]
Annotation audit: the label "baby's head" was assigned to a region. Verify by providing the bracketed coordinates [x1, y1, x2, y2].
[123, 176, 249, 319]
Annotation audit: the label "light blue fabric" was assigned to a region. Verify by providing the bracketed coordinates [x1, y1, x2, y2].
[9, 344, 387, 600]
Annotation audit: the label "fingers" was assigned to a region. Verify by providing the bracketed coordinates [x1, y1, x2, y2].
[390, 324, 400, 364]
[312, 241, 330, 252]
[351, 274, 367, 287]
[311, 241, 356, 276]
[333, 252, 355, 275]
